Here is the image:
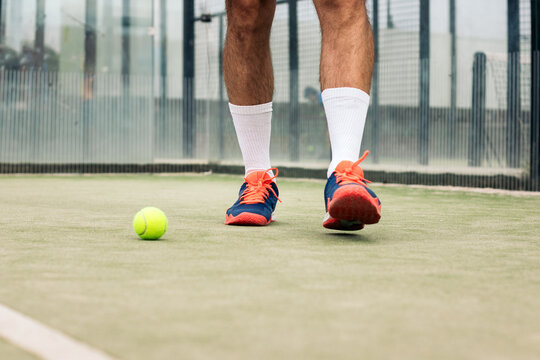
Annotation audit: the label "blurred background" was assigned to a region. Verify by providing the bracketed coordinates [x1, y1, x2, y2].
[0, 0, 538, 190]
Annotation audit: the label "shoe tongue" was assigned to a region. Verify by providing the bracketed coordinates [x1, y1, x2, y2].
[245, 170, 271, 184]
[335, 160, 364, 178]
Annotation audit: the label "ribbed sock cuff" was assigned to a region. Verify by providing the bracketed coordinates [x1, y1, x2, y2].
[229, 102, 273, 115]
[321, 87, 370, 104]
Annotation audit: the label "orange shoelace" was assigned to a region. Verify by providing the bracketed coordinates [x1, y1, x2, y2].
[240, 168, 282, 204]
[335, 150, 373, 185]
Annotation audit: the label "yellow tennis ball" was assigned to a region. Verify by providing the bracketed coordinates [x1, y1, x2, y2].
[133, 207, 168, 240]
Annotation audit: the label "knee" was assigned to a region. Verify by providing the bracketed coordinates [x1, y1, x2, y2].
[227, 0, 275, 34]
[314, 0, 367, 23]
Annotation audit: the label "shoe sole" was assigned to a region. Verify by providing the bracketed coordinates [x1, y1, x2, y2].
[225, 213, 273, 226]
[326, 185, 381, 225]
[322, 215, 365, 231]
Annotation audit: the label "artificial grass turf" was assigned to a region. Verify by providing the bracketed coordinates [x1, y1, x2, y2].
[0, 174, 539, 360]
[0, 338, 39, 360]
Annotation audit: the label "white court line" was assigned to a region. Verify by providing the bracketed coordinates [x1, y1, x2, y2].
[0, 303, 115, 360]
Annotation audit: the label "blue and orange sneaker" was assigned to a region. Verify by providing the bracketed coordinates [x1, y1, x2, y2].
[225, 169, 281, 226]
[323, 151, 381, 231]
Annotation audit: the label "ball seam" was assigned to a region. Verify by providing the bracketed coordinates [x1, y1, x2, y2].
[140, 212, 148, 236]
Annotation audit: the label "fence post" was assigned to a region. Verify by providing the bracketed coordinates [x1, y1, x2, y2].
[370, 0, 380, 163]
[288, 0, 299, 162]
[83, 0, 97, 163]
[35, 0, 45, 66]
[419, 0, 430, 165]
[160, 0, 167, 100]
[531, 0, 540, 190]
[469, 52, 486, 167]
[449, 0, 457, 156]
[218, 15, 225, 159]
[121, 0, 130, 95]
[158, 0, 168, 159]
[0, 0, 4, 43]
[183, 0, 195, 158]
[507, 0, 521, 168]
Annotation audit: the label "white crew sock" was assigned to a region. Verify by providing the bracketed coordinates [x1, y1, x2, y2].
[229, 102, 273, 176]
[322, 87, 370, 177]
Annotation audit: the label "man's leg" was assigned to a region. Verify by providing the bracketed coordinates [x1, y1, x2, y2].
[223, 0, 281, 226]
[224, 0, 275, 106]
[224, 0, 276, 175]
[314, 0, 373, 174]
[315, 0, 373, 91]
[314, 0, 381, 230]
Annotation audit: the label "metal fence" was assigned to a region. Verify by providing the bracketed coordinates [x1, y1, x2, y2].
[0, 0, 539, 191]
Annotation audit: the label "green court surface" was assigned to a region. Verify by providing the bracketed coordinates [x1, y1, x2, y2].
[0, 339, 38, 360]
[1, 174, 540, 360]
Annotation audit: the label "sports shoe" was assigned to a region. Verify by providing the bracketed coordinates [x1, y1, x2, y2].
[225, 169, 281, 226]
[323, 151, 381, 231]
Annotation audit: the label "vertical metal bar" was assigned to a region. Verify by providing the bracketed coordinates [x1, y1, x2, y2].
[159, 0, 168, 160]
[218, 14, 225, 158]
[507, 0, 521, 168]
[288, 0, 299, 162]
[121, 0, 130, 167]
[84, 2, 97, 77]
[30, 71, 38, 160]
[183, 0, 195, 158]
[469, 52, 486, 167]
[449, 0, 457, 156]
[371, 0, 380, 163]
[35, 0, 46, 66]
[386, 0, 394, 28]
[151, 0, 156, 163]
[83, 0, 97, 163]
[1, 71, 7, 166]
[160, 0, 167, 99]
[419, 0, 430, 165]
[122, 0, 130, 95]
[531, 0, 540, 190]
[0, 0, 4, 43]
